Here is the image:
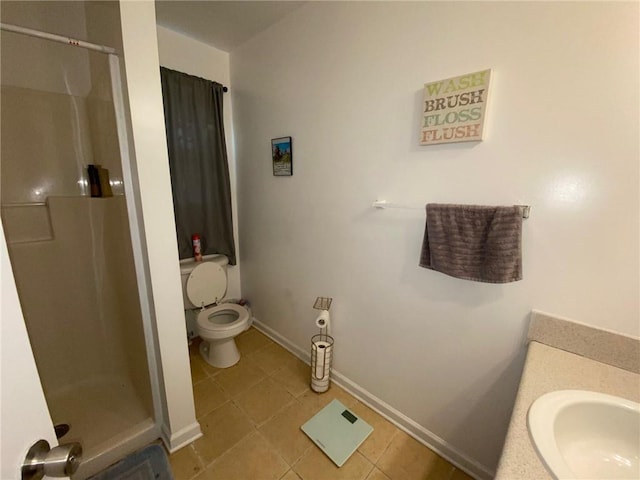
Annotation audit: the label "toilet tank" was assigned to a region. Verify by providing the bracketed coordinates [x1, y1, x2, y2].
[179, 254, 229, 309]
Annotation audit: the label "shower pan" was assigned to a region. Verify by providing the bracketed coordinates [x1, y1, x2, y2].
[1, 5, 162, 478]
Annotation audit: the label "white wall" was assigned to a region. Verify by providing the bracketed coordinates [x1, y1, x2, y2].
[0, 0, 90, 96]
[1, 1, 93, 203]
[1, 0, 125, 200]
[231, 2, 639, 476]
[156, 26, 241, 300]
[118, 0, 201, 450]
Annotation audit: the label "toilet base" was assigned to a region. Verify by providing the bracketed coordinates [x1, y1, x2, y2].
[199, 337, 241, 368]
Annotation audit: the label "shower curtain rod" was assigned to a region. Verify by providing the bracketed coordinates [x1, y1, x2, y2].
[3, 23, 230, 91]
[0, 22, 116, 54]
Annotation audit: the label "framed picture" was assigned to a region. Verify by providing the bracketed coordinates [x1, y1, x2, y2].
[419, 69, 491, 146]
[272, 136, 293, 176]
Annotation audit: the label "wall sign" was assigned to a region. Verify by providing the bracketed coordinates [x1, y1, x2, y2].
[419, 69, 491, 146]
[272, 136, 293, 176]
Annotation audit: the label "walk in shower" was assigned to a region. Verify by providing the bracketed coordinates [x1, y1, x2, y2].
[1, 2, 159, 477]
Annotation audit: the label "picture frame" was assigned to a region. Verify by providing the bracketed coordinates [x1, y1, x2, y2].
[272, 136, 293, 176]
[419, 69, 491, 146]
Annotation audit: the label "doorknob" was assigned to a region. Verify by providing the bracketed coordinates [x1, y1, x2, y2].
[21, 439, 82, 480]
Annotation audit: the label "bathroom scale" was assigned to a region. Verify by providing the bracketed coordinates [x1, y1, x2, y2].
[301, 399, 373, 467]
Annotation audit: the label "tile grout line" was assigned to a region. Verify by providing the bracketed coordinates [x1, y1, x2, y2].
[254, 429, 295, 473]
[188, 443, 206, 480]
[198, 419, 294, 477]
[372, 427, 400, 472]
[234, 386, 299, 429]
[190, 330, 393, 480]
[183, 333, 279, 479]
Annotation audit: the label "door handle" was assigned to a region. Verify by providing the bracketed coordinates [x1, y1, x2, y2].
[21, 439, 82, 480]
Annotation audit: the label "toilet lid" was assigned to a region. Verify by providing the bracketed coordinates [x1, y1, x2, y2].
[186, 262, 226, 307]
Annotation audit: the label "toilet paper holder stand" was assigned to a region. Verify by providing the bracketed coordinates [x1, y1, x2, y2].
[310, 332, 334, 391]
[310, 297, 334, 392]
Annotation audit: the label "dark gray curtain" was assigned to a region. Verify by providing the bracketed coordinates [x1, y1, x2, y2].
[160, 67, 236, 264]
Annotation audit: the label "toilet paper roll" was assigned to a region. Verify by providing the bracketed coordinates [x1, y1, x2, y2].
[311, 375, 330, 393]
[315, 310, 331, 330]
[312, 340, 333, 379]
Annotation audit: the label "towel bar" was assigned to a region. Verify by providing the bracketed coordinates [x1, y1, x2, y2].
[372, 200, 531, 219]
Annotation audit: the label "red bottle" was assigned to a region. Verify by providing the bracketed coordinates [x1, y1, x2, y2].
[192, 234, 203, 262]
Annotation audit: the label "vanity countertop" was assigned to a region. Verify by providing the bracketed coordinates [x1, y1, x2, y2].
[495, 335, 640, 479]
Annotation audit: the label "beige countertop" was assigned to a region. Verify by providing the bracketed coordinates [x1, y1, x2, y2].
[495, 340, 640, 480]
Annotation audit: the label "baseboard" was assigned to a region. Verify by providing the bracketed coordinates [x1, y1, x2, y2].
[252, 318, 494, 480]
[160, 420, 203, 453]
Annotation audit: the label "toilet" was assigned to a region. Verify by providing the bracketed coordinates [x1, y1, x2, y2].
[180, 254, 251, 368]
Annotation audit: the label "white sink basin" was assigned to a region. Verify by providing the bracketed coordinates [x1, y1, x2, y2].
[528, 390, 640, 479]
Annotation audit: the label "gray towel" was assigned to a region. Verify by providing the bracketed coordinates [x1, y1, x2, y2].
[419, 204, 522, 283]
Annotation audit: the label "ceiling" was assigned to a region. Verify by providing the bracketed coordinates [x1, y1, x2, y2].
[154, 1, 306, 52]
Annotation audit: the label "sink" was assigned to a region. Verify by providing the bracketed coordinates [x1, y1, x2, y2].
[528, 390, 640, 479]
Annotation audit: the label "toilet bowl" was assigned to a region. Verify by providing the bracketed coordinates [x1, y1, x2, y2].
[197, 303, 251, 368]
[181, 255, 251, 368]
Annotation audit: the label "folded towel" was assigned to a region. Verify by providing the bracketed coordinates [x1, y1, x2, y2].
[419, 204, 522, 283]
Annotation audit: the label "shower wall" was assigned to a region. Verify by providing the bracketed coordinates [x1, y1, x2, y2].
[0, 0, 154, 460]
[0, 1, 124, 202]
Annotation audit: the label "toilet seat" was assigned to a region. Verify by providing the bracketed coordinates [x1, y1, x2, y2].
[197, 303, 251, 340]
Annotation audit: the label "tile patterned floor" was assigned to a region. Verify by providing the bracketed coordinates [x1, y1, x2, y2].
[169, 328, 474, 480]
